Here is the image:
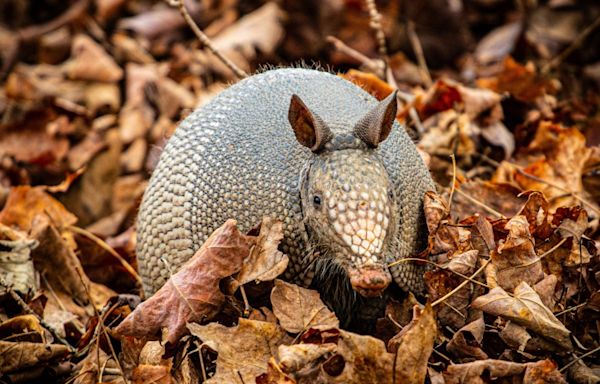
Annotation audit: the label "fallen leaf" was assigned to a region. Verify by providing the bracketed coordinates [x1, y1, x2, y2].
[64, 34, 123, 82]
[0, 340, 69, 374]
[491, 215, 544, 292]
[0, 224, 38, 296]
[115, 220, 251, 345]
[477, 57, 559, 103]
[500, 321, 531, 352]
[472, 282, 572, 349]
[229, 217, 288, 292]
[447, 317, 488, 360]
[0, 186, 77, 232]
[443, 358, 566, 384]
[277, 343, 337, 373]
[187, 318, 287, 384]
[271, 279, 339, 333]
[425, 250, 478, 329]
[388, 303, 437, 384]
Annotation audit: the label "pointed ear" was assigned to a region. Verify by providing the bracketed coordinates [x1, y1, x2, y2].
[353, 90, 398, 148]
[288, 94, 333, 152]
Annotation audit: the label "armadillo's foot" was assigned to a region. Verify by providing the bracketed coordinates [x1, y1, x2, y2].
[347, 264, 391, 297]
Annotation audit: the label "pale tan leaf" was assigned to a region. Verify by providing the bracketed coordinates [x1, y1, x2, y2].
[271, 280, 339, 333]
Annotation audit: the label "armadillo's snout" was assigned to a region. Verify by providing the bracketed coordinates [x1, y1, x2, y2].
[348, 264, 391, 297]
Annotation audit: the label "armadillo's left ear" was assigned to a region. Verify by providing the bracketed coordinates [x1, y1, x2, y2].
[288, 94, 333, 152]
[353, 90, 398, 148]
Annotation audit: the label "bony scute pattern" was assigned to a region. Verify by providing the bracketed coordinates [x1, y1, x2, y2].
[137, 68, 434, 320]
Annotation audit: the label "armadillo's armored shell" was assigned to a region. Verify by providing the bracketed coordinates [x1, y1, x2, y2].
[137, 68, 434, 297]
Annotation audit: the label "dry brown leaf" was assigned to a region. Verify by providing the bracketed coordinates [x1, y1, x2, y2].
[74, 344, 120, 384]
[0, 128, 70, 168]
[447, 317, 488, 360]
[425, 250, 478, 329]
[477, 57, 559, 103]
[474, 21, 523, 64]
[0, 340, 69, 374]
[187, 318, 287, 384]
[64, 34, 123, 82]
[443, 359, 566, 384]
[271, 279, 339, 334]
[388, 303, 437, 384]
[257, 357, 297, 383]
[277, 343, 337, 373]
[514, 123, 594, 213]
[491, 215, 544, 292]
[339, 69, 394, 101]
[451, 181, 526, 220]
[472, 282, 572, 350]
[114, 220, 251, 345]
[0, 186, 77, 232]
[132, 365, 174, 384]
[229, 217, 288, 292]
[500, 321, 532, 351]
[210, 3, 284, 75]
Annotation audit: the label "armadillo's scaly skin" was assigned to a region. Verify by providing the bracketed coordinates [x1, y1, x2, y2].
[137, 68, 434, 299]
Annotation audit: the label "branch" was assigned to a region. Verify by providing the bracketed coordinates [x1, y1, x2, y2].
[166, 0, 248, 79]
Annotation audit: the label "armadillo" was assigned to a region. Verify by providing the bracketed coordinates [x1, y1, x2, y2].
[136, 68, 434, 323]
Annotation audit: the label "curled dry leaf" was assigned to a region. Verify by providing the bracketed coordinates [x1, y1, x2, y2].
[115, 220, 251, 345]
[500, 321, 531, 352]
[443, 358, 566, 384]
[187, 318, 287, 384]
[271, 279, 339, 333]
[229, 216, 288, 292]
[339, 69, 394, 101]
[0, 340, 69, 374]
[388, 303, 437, 384]
[277, 342, 337, 373]
[65, 34, 123, 82]
[472, 282, 572, 350]
[0, 223, 38, 296]
[0, 186, 77, 232]
[425, 250, 478, 329]
[447, 317, 488, 360]
[491, 215, 544, 292]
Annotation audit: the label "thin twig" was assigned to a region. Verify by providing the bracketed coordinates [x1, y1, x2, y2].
[68, 225, 142, 287]
[432, 258, 491, 308]
[542, 15, 600, 74]
[453, 188, 506, 219]
[364, 0, 388, 71]
[388, 257, 490, 288]
[326, 35, 383, 76]
[448, 154, 457, 212]
[74, 268, 127, 384]
[166, 0, 247, 79]
[559, 345, 600, 372]
[0, 276, 76, 352]
[406, 20, 432, 87]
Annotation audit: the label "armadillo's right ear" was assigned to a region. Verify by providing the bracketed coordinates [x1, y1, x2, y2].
[288, 94, 333, 152]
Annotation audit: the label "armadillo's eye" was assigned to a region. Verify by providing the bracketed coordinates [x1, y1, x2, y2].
[388, 189, 394, 200]
[313, 195, 322, 208]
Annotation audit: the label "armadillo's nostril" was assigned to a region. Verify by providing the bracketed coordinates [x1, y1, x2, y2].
[347, 265, 391, 298]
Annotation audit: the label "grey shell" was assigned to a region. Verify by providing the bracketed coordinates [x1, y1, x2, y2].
[137, 68, 434, 297]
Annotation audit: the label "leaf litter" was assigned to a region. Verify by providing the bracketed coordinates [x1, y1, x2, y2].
[0, 0, 599, 383]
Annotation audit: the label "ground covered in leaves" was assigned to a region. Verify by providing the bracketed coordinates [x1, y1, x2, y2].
[1, 0, 600, 383]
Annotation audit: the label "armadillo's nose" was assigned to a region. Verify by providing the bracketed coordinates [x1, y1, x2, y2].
[348, 264, 391, 297]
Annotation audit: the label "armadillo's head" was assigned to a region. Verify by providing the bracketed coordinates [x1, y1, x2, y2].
[288, 91, 399, 298]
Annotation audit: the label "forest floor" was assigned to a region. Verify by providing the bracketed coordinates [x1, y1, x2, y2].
[0, 0, 599, 383]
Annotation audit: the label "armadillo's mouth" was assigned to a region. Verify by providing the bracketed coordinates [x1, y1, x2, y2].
[347, 264, 391, 297]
